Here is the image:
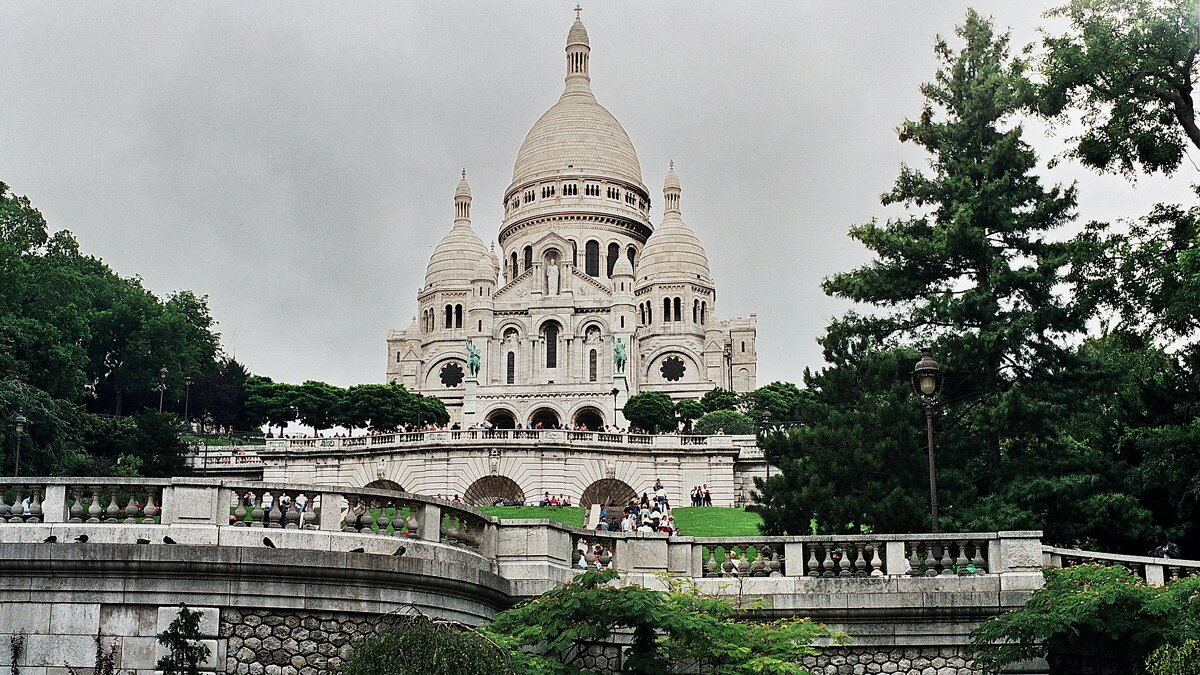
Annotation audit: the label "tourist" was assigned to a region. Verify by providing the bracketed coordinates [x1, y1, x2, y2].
[702, 485, 712, 507]
[1149, 532, 1181, 559]
[540, 492, 552, 506]
[451, 494, 462, 503]
[655, 485, 667, 508]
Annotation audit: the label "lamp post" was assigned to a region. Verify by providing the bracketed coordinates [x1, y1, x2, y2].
[183, 376, 193, 425]
[11, 414, 27, 476]
[610, 388, 620, 429]
[910, 347, 944, 532]
[157, 366, 169, 413]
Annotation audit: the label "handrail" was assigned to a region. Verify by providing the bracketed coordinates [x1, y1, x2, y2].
[261, 430, 753, 452]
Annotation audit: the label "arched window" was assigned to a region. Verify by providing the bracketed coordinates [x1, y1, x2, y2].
[510, 252, 518, 280]
[478, 320, 482, 332]
[741, 341, 746, 352]
[543, 322, 560, 368]
[639, 304, 645, 325]
[455, 304, 463, 329]
[693, 299, 699, 323]
[523, 246, 533, 272]
[701, 301, 707, 325]
[506, 352, 515, 384]
[606, 242, 619, 277]
[620, 315, 625, 328]
[663, 298, 672, 322]
[647, 303, 652, 324]
[445, 304, 453, 329]
[674, 297, 682, 322]
[569, 240, 578, 266]
[585, 240, 600, 277]
[589, 349, 598, 382]
[627, 245, 636, 268]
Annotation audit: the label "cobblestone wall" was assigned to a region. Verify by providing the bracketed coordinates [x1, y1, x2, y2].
[803, 647, 979, 675]
[220, 608, 404, 675]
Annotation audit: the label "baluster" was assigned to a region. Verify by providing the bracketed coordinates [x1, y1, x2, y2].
[9, 486, 25, 522]
[308, 495, 321, 529]
[300, 495, 316, 529]
[837, 544, 851, 577]
[572, 544, 584, 569]
[0, 488, 11, 522]
[749, 546, 768, 576]
[233, 490, 248, 527]
[869, 544, 884, 577]
[27, 486, 43, 523]
[821, 543, 836, 577]
[284, 494, 301, 529]
[923, 541, 939, 577]
[405, 507, 419, 537]
[341, 498, 358, 532]
[954, 540, 970, 575]
[87, 486, 103, 523]
[767, 546, 783, 576]
[850, 544, 865, 577]
[250, 492, 265, 528]
[720, 547, 735, 576]
[69, 486, 85, 523]
[1169, 566, 1180, 581]
[390, 504, 405, 536]
[142, 487, 159, 524]
[971, 540, 988, 574]
[123, 491, 140, 524]
[599, 542, 613, 568]
[265, 493, 283, 529]
[907, 541, 923, 577]
[705, 545, 719, 577]
[359, 500, 377, 533]
[805, 543, 820, 577]
[939, 543, 955, 576]
[104, 487, 121, 523]
[736, 546, 750, 575]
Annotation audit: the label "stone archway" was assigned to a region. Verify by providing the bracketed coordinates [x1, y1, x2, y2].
[363, 479, 404, 492]
[529, 407, 560, 429]
[486, 409, 517, 429]
[580, 478, 637, 508]
[464, 476, 525, 506]
[573, 406, 605, 431]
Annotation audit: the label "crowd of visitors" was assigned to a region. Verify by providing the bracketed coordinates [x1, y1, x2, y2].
[595, 479, 679, 535]
[690, 485, 713, 507]
[275, 422, 732, 438]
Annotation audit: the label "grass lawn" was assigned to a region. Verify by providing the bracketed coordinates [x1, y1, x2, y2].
[478, 505, 586, 527]
[670, 507, 764, 537]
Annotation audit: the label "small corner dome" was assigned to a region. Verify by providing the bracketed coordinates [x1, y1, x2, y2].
[471, 256, 496, 283]
[455, 171, 472, 199]
[424, 222, 488, 288]
[612, 253, 634, 277]
[567, 18, 589, 48]
[636, 220, 710, 284]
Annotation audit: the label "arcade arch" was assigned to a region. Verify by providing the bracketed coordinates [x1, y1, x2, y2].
[529, 407, 561, 428]
[573, 406, 605, 431]
[363, 479, 404, 492]
[485, 408, 517, 429]
[464, 476, 525, 506]
[580, 479, 637, 508]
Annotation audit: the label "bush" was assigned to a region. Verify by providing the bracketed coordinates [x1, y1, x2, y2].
[622, 392, 676, 432]
[1147, 640, 1200, 675]
[695, 409, 755, 435]
[342, 616, 514, 675]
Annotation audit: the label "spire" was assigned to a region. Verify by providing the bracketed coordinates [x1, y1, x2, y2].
[663, 161, 681, 215]
[564, 9, 591, 94]
[454, 169, 472, 223]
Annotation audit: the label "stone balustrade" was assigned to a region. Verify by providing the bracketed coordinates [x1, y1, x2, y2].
[1043, 545, 1200, 585]
[186, 449, 264, 470]
[261, 429, 746, 452]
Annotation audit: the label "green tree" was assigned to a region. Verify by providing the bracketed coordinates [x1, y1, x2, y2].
[971, 565, 1200, 675]
[822, 10, 1085, 493]
[416, 394, 450, 427]
[292, 380, 344, 434]
[338, 383, 417, 431]
[156, 604, 211, 675]
[741, 381, 809, 425]
[622, 392, 676, 433]
[243, 378, 295, 436]
[191, 358, 252, 430]
[700, 387, 740, 414]
[1037, 0, 1200, 176]
[484, 569, 841, 674]
[674, 399, 704, 432]
[694, 409, 755, 436]
[0, 379, 89, 475]
[342, 616, 515, 675]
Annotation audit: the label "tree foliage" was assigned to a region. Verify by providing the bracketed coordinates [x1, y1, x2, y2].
[700, 388, 740, 414]
[694, 409, 755, 436]
[342, 615, 515, 675]
[483, 569, 842, 674]
[156, 604, 211, 675]
[622, 392, 676, 432]
[971, 565, 1200, 675]
[1037, 0, 1200, 176]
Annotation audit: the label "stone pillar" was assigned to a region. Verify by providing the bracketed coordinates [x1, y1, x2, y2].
[992, 531, 1044, 573]
[419, 502, 442, 543]
[885, 541, 908, 576]
[462, 377, 478, 428]
[318, 492, 344, 531]
[784, 542, 805, 577]
[42, 484, 68, 523]
[613, 373, 629, 426]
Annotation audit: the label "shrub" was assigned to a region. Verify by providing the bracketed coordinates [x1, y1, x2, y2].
[342, 615, 514, 675]
[695, 409, 755, 435]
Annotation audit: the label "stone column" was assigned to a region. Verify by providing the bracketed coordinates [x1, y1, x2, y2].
[462, 377, 478, 428]
[613, 373, 629, 426]
[419, 502, 442, 543]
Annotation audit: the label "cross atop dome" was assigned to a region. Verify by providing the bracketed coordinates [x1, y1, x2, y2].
[574, 4, 582, 19]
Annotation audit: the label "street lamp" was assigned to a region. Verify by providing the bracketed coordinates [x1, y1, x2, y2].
[610, 388, 620, 429]
[759, 409, 773, 433]
[11, 414, 27, 476]
[202, 413, 214, 436]
[184, 376, 193, 425]
[910, 347, 943, 532]
[158, 366, 168, 413]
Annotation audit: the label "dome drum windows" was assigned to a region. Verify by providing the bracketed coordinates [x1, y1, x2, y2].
[606, 186, 620, 200]
[585, 184, 600, 197]
[541, 185, 556, 199]
[563, 183, 578, 196]
[541, 321, 561, 369]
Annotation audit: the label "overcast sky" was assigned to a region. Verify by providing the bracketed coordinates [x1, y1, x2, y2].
[2, 2, 1192, 388]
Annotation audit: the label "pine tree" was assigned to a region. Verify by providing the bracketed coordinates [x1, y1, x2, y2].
[156, 604, 210, 675]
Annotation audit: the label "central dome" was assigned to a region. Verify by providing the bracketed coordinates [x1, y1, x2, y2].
[510, 17, 645, 191]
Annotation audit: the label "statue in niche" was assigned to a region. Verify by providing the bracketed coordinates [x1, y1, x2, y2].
[466, 341, 481, 378]
[612, 337, 627, 374]
[584, 326, 602, 345]
[546, 259, 560, 295]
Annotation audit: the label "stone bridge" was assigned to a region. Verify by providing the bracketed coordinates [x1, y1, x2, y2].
[1, 477, 1196, 675]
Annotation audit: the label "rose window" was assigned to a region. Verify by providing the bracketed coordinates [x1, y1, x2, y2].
[660, 356, 686, 382]
[440, 362, 465, 388]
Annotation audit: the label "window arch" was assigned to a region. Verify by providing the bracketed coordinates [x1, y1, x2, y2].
[510, 252, 518, 280]
[663, 298, 672, 322]
[569, 240, 578, 266]
[647, 303, 653, 324]
[585, 240, 600, 277]
[693, 299, 699, 323]
[444, 304, 453, 329]
[626, 245, 636, 268]
[639, 304, 645, 325]
[506, 352, 515, 384]
[674, 297, 682, 322]
[454, 304, 463, 329]
[701, 301, 707, 325]
[542, 321, 561, 369]
[523, 246, 533, 272]
[589, 349, 598, 382]
[606, 242, 619, 277]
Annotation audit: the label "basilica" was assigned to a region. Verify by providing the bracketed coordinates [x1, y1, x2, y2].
[385, 14, 757, 430]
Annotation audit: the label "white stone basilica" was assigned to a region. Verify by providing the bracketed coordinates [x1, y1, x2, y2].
[386, 15, 757, 430]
